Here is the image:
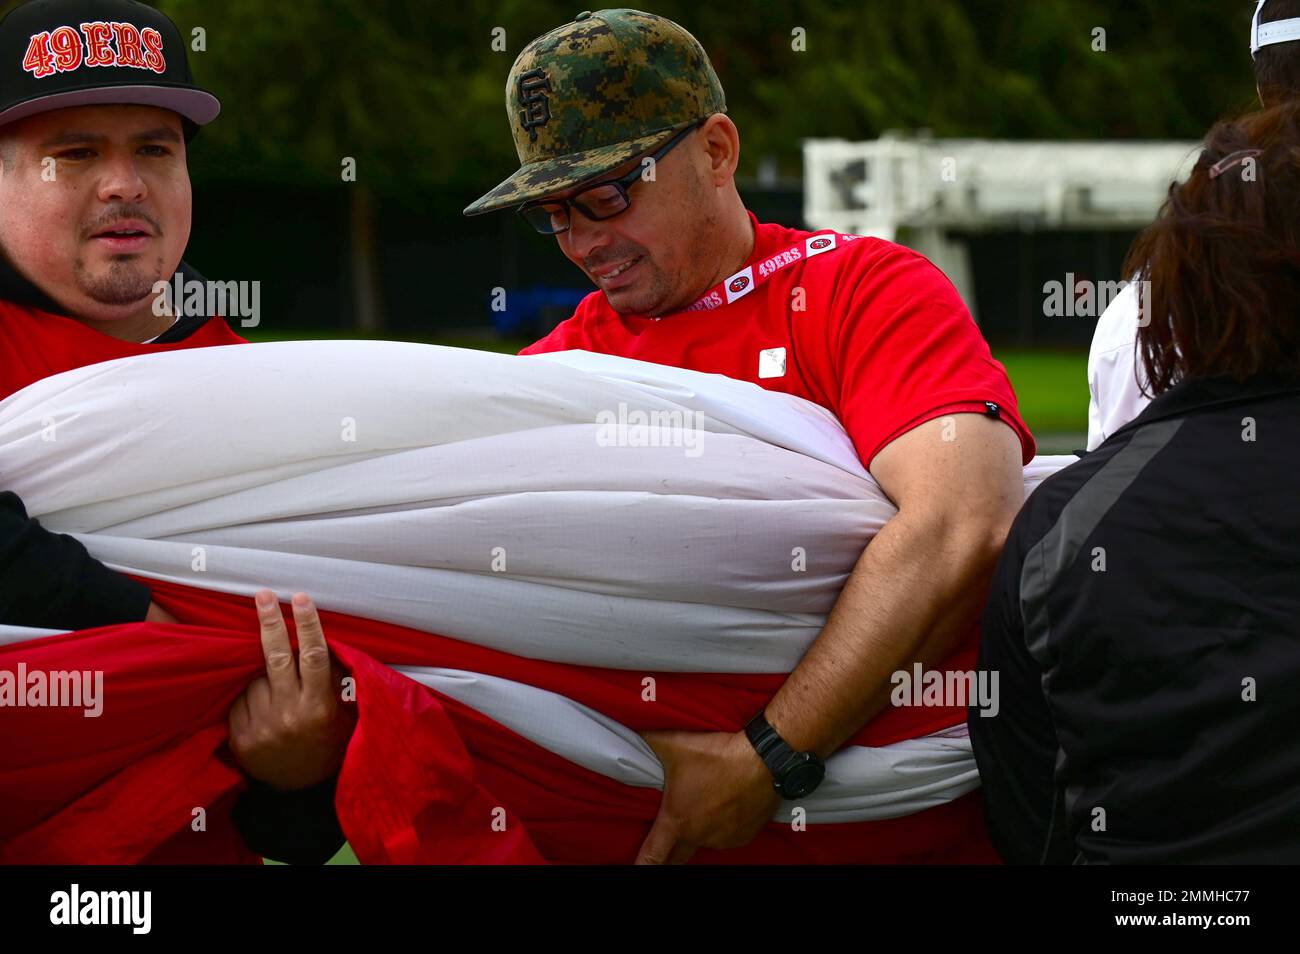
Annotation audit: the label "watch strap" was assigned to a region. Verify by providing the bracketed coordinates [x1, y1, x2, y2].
[745, 710, 793, 774]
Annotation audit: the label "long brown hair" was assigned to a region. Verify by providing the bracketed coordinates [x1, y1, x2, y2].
[1256, 0, 1300, 107]
[1125, 101, 1300, 396]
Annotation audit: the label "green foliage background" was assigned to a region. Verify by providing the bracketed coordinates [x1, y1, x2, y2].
[123, 0, 1260, 191]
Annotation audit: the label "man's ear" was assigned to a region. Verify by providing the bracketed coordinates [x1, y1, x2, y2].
[698, 114, 740, 185]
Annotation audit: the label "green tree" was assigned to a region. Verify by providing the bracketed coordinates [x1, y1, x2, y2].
[1, 0, 1266, 330]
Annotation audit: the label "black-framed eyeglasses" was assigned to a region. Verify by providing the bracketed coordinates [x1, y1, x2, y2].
[516, 120, 705, 235]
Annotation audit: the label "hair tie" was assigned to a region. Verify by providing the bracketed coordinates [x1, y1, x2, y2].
[1209, 149, 1262, 179]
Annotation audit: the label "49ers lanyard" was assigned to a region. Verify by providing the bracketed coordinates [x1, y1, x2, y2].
[679, 230, 859, 314]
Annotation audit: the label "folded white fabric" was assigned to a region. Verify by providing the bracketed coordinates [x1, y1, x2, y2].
[0, 341, 1074, 821]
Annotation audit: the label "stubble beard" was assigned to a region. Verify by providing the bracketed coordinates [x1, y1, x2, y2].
[73, 254, 166, 308]
[608, 257, 672, 317]
[624, 180, 721, 319]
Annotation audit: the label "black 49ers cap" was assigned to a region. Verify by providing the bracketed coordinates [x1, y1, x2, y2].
[0, 0, 219, 131]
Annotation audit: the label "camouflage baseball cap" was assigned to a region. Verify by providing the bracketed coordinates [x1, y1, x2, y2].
[463, 8, 726, 217]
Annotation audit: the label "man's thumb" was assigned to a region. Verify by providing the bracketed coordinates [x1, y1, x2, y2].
[635, 812, 676, 865]
[640, 729, 675, 768]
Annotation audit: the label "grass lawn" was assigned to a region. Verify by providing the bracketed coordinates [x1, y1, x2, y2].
[240, 334, 1087, 864]
[263, 844, 357, 866]
[992, 349, 1089, 437]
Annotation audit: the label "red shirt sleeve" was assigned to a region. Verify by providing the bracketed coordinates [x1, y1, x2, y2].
[829, 242, 1035, 469]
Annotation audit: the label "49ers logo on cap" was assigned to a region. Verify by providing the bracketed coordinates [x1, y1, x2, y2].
[809, 237, 831, 250]
[728, 276, 750, 294]
[21, 22, 167, 79]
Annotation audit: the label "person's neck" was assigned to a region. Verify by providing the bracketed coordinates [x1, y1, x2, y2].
[72, 303, 175, 343]
[697, 204, 756, 297]
[656, 200, 755, 316]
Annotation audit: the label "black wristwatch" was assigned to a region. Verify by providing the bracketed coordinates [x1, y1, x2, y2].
[744, 709, 826, 800]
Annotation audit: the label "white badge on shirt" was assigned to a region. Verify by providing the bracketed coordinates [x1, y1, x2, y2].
[758, 347, 787, 379]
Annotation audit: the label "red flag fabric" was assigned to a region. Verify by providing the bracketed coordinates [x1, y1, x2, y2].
[1, 577, 996, 864]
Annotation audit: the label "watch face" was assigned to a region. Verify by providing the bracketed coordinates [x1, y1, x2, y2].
[780, 759, 826, 800]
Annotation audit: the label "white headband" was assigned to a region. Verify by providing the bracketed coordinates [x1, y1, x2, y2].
[1252, 0, 1300, 57]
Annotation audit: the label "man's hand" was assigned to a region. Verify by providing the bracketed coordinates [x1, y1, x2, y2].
[228, 590, 355, 791]
[635, 729, 779, 864]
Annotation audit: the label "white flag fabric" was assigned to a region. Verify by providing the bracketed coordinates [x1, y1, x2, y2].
[0, 341, 1073, 822]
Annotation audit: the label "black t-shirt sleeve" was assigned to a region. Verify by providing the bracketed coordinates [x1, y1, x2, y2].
[968, 503, 1071, 864]
[232, 775, 347, 865]
[0, 490, 152, 629]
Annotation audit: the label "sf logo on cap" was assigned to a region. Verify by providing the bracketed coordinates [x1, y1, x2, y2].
[22, 21, 167, 79]
[517, 68, 552, 142]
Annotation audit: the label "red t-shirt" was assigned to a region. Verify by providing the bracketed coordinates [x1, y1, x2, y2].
[521, 212, 1034, 758]
[0, 301, 247, 400]
[522, 211, 1034, 469]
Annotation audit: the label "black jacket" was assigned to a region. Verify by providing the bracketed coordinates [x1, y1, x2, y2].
[1, 256, 345, 864]
[970, 373, 1300, 864]
[0, 255, 216, 628]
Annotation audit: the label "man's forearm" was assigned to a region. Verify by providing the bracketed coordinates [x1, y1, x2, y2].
[763, 509, 1008, 758]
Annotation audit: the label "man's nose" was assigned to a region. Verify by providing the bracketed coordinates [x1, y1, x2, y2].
[96, 154, 149, 205]
[560, 207, 611, 265]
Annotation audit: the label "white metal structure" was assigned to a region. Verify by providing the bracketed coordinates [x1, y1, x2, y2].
[803, 132, 1200, 315]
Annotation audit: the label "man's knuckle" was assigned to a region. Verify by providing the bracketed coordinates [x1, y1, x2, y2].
[299, 646, 330, 670]
[264, 650, 294, 672]
[277, 711, 301, 735]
